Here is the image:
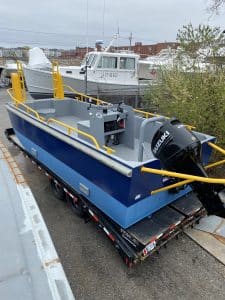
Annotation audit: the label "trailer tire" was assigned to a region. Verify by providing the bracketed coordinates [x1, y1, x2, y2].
[67, 194, 85, 217]
[50, 180, 66, 201]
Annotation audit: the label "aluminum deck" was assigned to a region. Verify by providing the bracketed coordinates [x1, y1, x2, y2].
[0, 141, 75, 300]
[26, 111, 153, 168]
[51, 115, 153, 162]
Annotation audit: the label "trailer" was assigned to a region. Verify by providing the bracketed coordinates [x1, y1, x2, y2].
[5, 127, 205, 267]
[5, 67, 225, 267]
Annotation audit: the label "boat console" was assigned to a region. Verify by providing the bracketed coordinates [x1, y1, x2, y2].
[77, 102, 135, 148]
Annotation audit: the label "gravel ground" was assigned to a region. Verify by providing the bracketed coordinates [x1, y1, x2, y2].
[1, 88, 225, 300]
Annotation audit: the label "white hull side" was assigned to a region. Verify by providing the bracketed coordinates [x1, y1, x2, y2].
[24, 67, 149, 97]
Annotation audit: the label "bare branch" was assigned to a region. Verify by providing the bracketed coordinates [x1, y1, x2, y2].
[209, 0, 225, 14]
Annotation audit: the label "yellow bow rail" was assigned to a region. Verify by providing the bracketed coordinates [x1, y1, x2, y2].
[63, 84, 109, 106]
[7, 88, 44, 121]
[47, 118, 100, 150]
[141, 141, 225, 195]
[8, 89, 114, 153]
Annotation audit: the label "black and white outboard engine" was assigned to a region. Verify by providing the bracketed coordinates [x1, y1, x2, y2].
[151, 118, 225, 217]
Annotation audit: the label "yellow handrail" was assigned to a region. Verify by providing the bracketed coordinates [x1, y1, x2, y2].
[7, 88, 42, 120]
[102, 145, 115, 155]
[64, 84, 109, 106]
[47, 118, 100, 149]
[64, 83, 196, 130]
[150, 159, 225, 195]
[151, 179, 192, 195]
[133, 108, 195, 130]
[141, 166, 225, 185]
[133, 108, 162, 119]
[208, 142, 225, 156]
[150, 142, 225, 195]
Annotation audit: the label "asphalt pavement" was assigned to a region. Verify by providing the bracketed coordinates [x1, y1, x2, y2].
[1, 88, 225, 300]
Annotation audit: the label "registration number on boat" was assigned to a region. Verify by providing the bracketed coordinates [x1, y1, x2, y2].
[102, 71, 118, 78]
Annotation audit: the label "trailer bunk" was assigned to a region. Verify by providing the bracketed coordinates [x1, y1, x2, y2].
[5, 127, 206, 267]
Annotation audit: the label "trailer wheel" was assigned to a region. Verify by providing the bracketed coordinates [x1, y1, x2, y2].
[67, 194, 85, 217]
[50, 180, 66, 201]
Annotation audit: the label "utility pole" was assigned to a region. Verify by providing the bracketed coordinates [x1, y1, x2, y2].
[85, 58, 88, 96]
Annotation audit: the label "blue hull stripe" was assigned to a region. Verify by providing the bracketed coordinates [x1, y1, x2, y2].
[14, 130, 191, 228]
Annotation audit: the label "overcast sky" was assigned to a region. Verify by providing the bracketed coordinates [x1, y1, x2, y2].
[0, 0, 224, 48]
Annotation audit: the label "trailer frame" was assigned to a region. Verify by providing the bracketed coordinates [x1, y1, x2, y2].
[5, 127, 206, 267]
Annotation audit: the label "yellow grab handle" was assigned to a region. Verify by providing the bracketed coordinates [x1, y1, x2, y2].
[141, 167, 225, 185]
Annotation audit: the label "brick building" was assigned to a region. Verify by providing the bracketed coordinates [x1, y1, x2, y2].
[59, 42, 178, 60]
[60, 47, 94, 60]
[114, 42, 179, 58]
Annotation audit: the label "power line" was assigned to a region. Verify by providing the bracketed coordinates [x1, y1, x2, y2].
[0, 26, 161, 42]
[0, 26, 165, 49]
[0, 26, 76, 37]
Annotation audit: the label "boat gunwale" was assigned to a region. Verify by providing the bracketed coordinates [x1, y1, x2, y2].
[7, 103, 159, 175]
[24, 66, 143, 87]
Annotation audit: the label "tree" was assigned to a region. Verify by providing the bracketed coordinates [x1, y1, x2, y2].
[144, 24, 225, 149]
[176, 24, 225, 69]
[209, 0, 225, 13]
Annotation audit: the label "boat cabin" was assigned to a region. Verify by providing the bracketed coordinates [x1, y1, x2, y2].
[80, 51, 139, 77]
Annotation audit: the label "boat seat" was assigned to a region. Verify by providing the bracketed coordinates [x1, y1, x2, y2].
[36, 108, 56, 118]
[77, 120, 91, 143]
[77, 120, 90, 133]
[77, 120, 90, 129]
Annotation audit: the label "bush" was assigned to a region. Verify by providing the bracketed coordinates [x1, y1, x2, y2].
[144, 67, 225, 147]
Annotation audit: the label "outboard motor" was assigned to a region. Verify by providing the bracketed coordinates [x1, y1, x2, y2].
[151, 118, 225, 217]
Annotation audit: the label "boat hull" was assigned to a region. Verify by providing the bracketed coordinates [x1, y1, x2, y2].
[7, 105, 193, 228]
[24, 67, 148, 100]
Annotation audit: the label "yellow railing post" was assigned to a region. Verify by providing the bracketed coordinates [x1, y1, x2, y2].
[11, 73, 26, 104]
[16, 61, 26, 101]
[10, 61, 27, 104]
[52, 61, 64, 99]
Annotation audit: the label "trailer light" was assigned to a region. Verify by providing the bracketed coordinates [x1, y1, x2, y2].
[143, 240, 156, 256]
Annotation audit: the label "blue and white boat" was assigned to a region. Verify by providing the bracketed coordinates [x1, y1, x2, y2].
[6, 94, 218, 228]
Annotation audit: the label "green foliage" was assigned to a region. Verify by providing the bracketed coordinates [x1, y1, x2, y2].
[144, 24, 225, 150]
[145, 68, 225, 147]
[177, 24, 224, 55]
[176, 24, 225, 69]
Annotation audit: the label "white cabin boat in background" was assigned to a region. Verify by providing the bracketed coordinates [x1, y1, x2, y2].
[23, 47, 153, 106]
[0, 60, 22, 86]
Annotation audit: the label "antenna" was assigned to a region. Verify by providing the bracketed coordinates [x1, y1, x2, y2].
[102, 0, 106, 42]
[86, 0, 89, 54]
[105, 33, 119, 52]
[129, 32, 133, 50]
[85, 0, 89, 95]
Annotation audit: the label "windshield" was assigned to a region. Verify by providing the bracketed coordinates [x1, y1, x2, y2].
[97, 56, 118, 69]
[119, 57, 135, 70]
[81, 54, 97, 67]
